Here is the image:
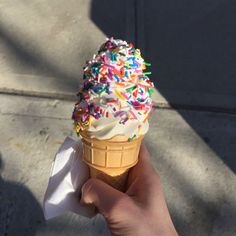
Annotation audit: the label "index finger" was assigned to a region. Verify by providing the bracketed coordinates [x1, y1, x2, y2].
[126, 142, 160, 194]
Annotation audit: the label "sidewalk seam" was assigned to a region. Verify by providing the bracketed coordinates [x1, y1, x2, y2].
[1, 90, 236, 115]
[0, 112, 70, 120]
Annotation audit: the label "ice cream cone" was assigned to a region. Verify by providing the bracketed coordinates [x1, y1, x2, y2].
[80, 131, 144, 191]
[73, 39, 153, 190]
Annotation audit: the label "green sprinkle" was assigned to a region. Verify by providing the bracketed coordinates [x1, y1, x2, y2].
[98, 87, 106, 95]
[138, 112, 142, 115]
[128, 134, 136, 142]
[92, 62, 101, 68]
[144, 72, 152, 75]
[144, 62, 151, 66]
[126, 85, 136, 92]
[149, 88, 154, 97]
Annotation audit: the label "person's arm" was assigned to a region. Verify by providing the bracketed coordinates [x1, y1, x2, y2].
[80, 143, 178, 236]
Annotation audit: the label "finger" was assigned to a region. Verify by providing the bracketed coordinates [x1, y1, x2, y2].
[126, 142, 160, 201]
[127, 142, 157, 186]
[80, 178, 129, 218]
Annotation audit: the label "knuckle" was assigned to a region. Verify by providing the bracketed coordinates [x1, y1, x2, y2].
[81, 179, 96, 201]
[110, 195, 131, 213]
[83, 179, 93, 192]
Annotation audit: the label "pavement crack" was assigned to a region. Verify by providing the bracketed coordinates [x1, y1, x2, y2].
[0, 112, 70, 121]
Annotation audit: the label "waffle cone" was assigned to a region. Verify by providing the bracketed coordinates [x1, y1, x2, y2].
[80, 131, 143, 191]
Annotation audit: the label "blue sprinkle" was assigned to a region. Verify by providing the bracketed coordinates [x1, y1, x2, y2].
[114, 74, 120, 82]
[137, 98, 144, 102]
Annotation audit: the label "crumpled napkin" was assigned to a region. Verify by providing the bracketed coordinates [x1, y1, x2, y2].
[43, 137, 96, 220]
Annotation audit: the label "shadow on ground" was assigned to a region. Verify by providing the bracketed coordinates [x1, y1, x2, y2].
[90, 0, 236, 173]
[90, 0, 236, 235]
[0, 152, 45, 235]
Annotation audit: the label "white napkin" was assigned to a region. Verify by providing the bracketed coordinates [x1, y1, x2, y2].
[43, 137, 96, 220]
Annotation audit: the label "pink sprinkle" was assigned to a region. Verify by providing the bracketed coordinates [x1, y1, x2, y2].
[130, 111, 138, 120]
[134, 70, 142, 73]
[137, 84, 146, 88]
[135, 61, 141, 67]
[145, 104, 152, 107]
[103, 63, 115, 69]
[104, 64, 122, 76]
[122, 92, 129, 99]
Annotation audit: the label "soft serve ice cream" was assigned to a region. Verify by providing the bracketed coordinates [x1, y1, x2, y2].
[72, 38, 154, 140]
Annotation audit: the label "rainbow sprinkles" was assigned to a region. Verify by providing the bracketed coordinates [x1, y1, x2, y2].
[72, 38, 154, 140]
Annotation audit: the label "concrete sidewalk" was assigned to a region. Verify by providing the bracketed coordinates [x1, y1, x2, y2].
[1, 0, 236, 111]
[0, 1, 236, 235]
[0, 94, 235, 236]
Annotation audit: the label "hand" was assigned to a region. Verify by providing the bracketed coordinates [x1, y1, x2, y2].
[80, 143, 178, 236]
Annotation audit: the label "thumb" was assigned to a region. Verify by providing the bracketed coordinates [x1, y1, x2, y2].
[81, 178, 127, 218]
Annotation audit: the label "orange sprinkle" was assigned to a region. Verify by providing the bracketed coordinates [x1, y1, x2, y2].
[120, 59, 125, 64]
[131, 74, 137, 78]
[143, 114, 150, 123]
[127, 80, 134, 83]
[121, 67, 125, 76]
[115, 82, 125, 86]
[100, 67, 106, 73]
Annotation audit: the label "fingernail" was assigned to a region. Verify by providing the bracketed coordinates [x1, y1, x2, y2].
[80, 184, 86, 205]
[80, 180, 94, 204]
[81, 182, 86, 198]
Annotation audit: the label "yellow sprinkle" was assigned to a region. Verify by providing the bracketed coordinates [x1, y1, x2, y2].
[89, 116, 94, 127]
[75, 124, 80, 133]
[138, 126, 142, 134]
[115, 89, 125, 100]
[88, 116, 91, 127]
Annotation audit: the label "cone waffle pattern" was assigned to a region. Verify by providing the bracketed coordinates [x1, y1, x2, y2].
[80, 132, 143, 191]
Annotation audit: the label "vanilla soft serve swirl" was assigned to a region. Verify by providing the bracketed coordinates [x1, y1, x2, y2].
[72, 38, 154, 140]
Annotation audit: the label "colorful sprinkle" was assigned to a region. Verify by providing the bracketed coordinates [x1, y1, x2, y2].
[144, 71, 152, 75]
[72, 38, 154, 140]
[115, 89, 126, 100]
